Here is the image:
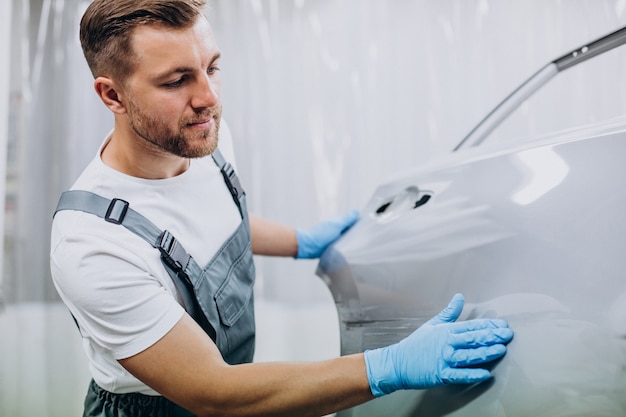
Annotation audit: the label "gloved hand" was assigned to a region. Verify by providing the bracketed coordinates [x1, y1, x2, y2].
[364, 294, 513, 397]
[295, 209, 359, 259]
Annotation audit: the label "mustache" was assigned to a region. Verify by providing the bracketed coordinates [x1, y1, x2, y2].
[184, 110, 220, 126]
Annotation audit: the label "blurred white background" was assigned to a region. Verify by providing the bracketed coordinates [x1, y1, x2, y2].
[1, 1, 626, 415]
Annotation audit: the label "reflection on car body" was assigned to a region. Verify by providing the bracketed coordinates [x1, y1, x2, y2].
[317, 25, 626, 417]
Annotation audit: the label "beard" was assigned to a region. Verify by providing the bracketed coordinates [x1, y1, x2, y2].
[126, 98, 222, 159]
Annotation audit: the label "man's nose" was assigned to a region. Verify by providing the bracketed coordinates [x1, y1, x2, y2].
[191, 74, 219, 109]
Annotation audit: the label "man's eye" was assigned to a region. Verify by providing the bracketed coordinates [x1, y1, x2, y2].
[208, 66, 221, 75]
[163, 77, 186, 88]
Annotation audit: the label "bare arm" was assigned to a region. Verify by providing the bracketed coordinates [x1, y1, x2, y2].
[249, 214, 298, 257]
[119, 314, 373, 417]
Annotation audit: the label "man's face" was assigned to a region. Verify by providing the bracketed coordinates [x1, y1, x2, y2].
[122, 17, 222, 159]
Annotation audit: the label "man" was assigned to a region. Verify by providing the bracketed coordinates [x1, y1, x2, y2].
[50, 1, 514, 416]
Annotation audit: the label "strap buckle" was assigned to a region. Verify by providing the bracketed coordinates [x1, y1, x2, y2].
[158, 230, 192, 284]
[222, 162, 244, 200]
[105, 198, 129, 225]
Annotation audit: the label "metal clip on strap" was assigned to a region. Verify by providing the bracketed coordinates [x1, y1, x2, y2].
[222, 162, 244, 200]
[105, 198, 129, 225]
[158, 230, 192, 284]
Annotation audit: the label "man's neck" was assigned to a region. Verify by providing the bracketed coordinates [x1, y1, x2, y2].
[101, 125, 189, 179]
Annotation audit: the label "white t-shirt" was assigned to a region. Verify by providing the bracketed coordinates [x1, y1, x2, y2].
[50, 121, 242, 395]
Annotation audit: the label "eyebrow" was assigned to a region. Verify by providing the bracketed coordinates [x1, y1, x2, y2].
[154, 52, 222, 80]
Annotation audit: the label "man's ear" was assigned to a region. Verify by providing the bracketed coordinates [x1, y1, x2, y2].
[94, 76, 127, 114]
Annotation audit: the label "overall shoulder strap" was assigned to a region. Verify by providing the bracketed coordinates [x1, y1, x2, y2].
[54, 190, 201, 283]
[211, 148, 245, 215]
[54, 190, 215, 340]
[55, 190, 157, 242]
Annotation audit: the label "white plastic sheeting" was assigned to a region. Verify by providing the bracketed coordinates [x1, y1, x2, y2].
[2, 1, 626, 416]
[0, 1, 12, 301]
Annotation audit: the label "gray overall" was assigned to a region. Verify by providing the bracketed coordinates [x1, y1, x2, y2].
[54, 149, 256, 417]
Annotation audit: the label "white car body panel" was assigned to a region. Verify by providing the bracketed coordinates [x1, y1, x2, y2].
[317, 26, 626, 417]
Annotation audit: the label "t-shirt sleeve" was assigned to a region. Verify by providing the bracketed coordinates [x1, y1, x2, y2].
[50, 222, 185, 360]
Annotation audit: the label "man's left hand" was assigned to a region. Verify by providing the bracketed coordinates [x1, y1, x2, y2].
[295, 210, 359, 259]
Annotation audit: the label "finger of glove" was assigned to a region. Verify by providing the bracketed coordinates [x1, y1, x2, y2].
[447, 318, 510, 334]
[449, 327, 514, 348]
[332, 209, 360, 233]
[296, 210, 359, 258]
[426, 293, 464, 325]
[441, 367, 492, 385]
[445, 344, 507, 367]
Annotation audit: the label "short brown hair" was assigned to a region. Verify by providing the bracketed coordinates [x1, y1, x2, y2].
[80, 0, 206, 82]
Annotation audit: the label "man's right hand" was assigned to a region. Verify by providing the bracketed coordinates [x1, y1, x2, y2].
[363, 293, 514, 397]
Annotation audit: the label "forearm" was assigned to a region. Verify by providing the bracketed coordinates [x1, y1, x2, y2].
[120, 315, 372, 416]
[195, 355, 373, 417]
[120, 299, 512, 416]
[249, 214, 298, 257]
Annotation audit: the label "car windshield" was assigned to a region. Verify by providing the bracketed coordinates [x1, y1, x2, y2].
[455, 25, 626, 150]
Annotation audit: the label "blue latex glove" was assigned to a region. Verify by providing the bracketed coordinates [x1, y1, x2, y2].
[364, 294, 513, 397]
[295, 210, 359, 259]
